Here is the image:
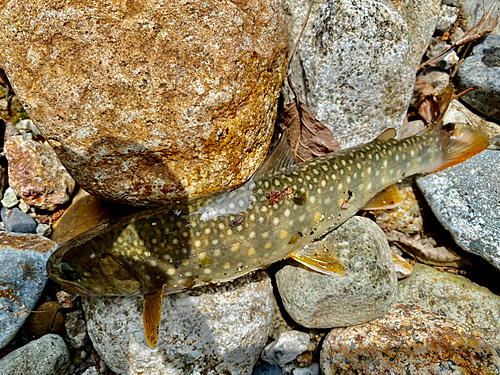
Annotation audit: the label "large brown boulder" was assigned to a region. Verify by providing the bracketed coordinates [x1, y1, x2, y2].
[0, 0, 288, 206]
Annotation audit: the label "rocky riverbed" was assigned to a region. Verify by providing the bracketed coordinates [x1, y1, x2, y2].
[0, 0, 499, 374]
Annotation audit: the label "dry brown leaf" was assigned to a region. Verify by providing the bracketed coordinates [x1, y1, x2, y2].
[280, 100, 340, 163]
[386, 230, 471, 268]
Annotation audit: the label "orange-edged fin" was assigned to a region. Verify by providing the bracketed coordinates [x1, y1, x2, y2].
[424, 122, 489, 173]
[143, 284, 165, 349]
[362, 185, 404, 210]
[375, 128, 397, 142]
[290, 241, 346, 275]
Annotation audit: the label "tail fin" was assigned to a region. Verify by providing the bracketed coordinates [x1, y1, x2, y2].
[424, 122, 489, 173]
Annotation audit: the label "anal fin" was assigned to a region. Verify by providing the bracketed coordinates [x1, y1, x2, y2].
[143, 284, 165, 349]
[362, 185, 403, 210]
[290, 241, 346, 275]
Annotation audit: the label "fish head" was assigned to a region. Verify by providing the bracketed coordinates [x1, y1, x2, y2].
[47, 238, 143, 297]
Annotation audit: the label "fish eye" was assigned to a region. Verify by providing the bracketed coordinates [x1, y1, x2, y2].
[59, 263, 79, 281]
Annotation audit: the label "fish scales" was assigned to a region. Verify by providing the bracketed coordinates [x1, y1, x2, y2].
[49, 131, 442, 296]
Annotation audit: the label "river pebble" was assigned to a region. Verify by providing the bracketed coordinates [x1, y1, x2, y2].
[320, 303, 500, 374]
[276, 217, 397, 328]
[4, 133, 75, 211]
[84, 270, 273, 375]
[1, 207, 36, 234]
[0, 334, 70, 375]
[0, 188, 17, 209]
[0, 232, 57, 348]
[64, 309, 88, 349]
[398, 263, 500, 355]
[417, 150, 500, 269]
[458, 34, 500, 120]
[261, 330, 309, 367]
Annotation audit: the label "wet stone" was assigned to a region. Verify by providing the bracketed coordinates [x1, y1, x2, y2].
[84, 270, 274, 375]
[1, 207, 37, 234]
[320, 303, 500, 375]
[0, 334, 70, 375]
[417, 150, 500, 270]
[458, 34, 500, 121]
[253, 364, 283, 375]
[398, 263, 500, 355]
[261, 330, 310, 367]
[291, 363, 319, 375]
[276, 217, 397, 328]
[0, 232, 58, 348]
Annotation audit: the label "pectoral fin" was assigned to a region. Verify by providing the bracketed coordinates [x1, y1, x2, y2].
[362, 185, 403, 210]
[143, 284, 165, 349]
[290, 241, 346, 275]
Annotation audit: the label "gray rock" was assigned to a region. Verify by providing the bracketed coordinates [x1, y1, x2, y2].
[36, 223, 52, 237]
[442, 0, 500, 35]
[292, 363, 319, 375]
[82, 367, 99, 375]
[0, 334, 70, 375]
[1, 207, 37, 233]
[458, 34, 500, 120]
[0, 187, 18, 209]
[64, 309, 88, 349]
[398, 263, 500, 355]
[83, 270, 274, 375]
[417, 150, 500, 269]
[425, 37, 450, 58]
[436, 4, 459, 32]
[275, 217, 397, 328]
[392, 0, 442, 67]
[320, 304, 500, 374]
[253, 364, 283, 375]
[261, 330, 309, 367]
[284, 0, 414, 149]
[0, 232, 58, 348]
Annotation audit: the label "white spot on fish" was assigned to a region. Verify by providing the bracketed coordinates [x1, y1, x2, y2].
[310, 196, 316, 204]
[167, 268, 176, 276]
[273, 217, 280, 225]
[284, 209, 290, 217]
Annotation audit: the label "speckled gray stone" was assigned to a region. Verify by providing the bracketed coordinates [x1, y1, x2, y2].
[398, 263, 500, 355]
[261, 330, 309, 367]
[0, 232, 58, 349]
[284, 0, 414, 149]
[83, 270, 274, 375]
[320, 304, 500, 375]
[458, 34, 500, 120]
[64, 309, 88, 349]
[416, 150, 500, 269]
[436, 4, 459, 31]
[275, 217, 397, 329]
[442, 0, 500, 35]
[0, 334, 70, 375]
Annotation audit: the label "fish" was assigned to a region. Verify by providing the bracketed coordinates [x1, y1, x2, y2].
[47, 122, 489, 348]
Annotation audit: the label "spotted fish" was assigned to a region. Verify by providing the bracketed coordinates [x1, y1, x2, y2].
[47, 122, 488, 348]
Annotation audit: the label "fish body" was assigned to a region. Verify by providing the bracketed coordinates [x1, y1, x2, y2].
[47, 122, 488, 347]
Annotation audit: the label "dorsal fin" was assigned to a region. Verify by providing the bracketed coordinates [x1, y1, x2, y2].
[362, 185, 403, 210]
[253, 129, 297, 182]
[375, 128, 397, 142]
